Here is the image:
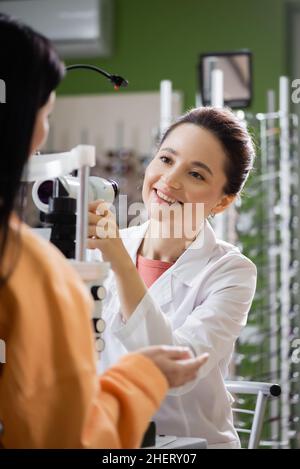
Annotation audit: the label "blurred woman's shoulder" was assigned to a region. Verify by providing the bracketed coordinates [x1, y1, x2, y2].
[6, 216, 92, 302]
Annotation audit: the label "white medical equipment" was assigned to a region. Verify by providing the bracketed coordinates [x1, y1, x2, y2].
[22, 145, 110, 357]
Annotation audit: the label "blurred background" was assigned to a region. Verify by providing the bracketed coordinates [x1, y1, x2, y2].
[2, 0, 300, 448]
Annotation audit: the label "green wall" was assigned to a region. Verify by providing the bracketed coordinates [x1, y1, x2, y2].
[58, 0, 294, 113]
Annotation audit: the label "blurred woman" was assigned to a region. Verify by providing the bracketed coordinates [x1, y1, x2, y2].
[0, 14, 208, 449]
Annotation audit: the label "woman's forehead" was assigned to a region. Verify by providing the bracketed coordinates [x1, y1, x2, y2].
[160, 124, 227, 170]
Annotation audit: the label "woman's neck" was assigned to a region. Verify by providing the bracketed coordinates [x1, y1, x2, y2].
[139, 221, 197, 263]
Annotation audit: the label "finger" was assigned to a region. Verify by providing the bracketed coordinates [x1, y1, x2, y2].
[88, 212, 102, 225]
[96, 202, 113, 216]
[88, 199, 105, 212]
[96, 219, 118, 239]
[169, 366, 198, 388]
[160, 346, 194, 361]
[196, 353, 209, 366]
[169, 353, 209, 387]
[87, 238, 103, 249]
[88, 222, 117, 239]
[88, 225, 97, 237]
[175, 353, 209, 374]
[88, 210, 114, 225]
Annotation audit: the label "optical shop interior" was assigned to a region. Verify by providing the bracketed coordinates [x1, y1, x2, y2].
[2, 0, 300, 453]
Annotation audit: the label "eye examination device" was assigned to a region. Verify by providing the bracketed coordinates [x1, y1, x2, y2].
[22, 145, 112, 357]
[31, 174, 118, 259]
[32, 175, 119, 214]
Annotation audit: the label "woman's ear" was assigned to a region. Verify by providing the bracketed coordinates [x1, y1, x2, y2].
[212, 194, 236, 215]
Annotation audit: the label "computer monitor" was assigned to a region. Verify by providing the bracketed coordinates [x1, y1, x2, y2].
[198, 50, 253, 108]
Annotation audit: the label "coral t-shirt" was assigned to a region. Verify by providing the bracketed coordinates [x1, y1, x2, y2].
[136, 254, 174, 288]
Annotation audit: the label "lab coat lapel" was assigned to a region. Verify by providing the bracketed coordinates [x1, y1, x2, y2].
[171, 220, 217, 287]
[120, 220, 149, 264]
[143, 222, 216, 307]
[147, 265, 173, 307]
[150, 221, 217, 308]
[120, 219, 216, 308]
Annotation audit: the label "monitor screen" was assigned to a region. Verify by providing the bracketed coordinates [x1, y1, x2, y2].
[198, 51, 253, 108]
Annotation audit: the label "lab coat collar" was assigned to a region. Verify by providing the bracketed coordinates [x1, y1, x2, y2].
[171, 219, 217, 287]
[120, 219, 217, 306]
[121, 220, 150, 263]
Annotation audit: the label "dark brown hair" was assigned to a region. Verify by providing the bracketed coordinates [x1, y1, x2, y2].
[159, 107, 255, 195]
[0, 14, 65, 287]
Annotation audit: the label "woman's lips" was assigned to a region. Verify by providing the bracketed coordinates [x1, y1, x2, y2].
[151, 189, 169, 205]
[151, 189, 182, 205]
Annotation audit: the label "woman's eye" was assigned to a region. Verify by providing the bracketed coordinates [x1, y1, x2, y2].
[159, 155, 171, 164]
[190, 172, 204, 181]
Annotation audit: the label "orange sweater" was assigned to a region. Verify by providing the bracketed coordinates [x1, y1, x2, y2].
[0, 219, 168, 448]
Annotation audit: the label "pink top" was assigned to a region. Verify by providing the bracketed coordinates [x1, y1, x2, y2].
[136, 254, 174, 288]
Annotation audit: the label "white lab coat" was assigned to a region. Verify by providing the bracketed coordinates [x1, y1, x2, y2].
[97, 220, 257, 449]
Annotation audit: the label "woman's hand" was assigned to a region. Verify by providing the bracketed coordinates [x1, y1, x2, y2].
[138, 345, 209, 388]
[87, 200, 131, 273]
[88, 199, 148, 319]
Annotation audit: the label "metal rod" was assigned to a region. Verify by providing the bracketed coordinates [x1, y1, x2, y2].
[160, 80, 172, 137]
[265, 90, 280, 447]
[248, 392, 268, 449]
[75, 165, 89, 262]
[210, 69, 227, 240]
[211, 69, 224, 108]
[279, 76, 291, 449]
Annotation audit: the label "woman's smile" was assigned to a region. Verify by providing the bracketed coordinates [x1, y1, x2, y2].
[151, 188, 183, 206]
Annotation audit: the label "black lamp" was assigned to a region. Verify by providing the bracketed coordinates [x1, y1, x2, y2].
[65, 64, 128, 90]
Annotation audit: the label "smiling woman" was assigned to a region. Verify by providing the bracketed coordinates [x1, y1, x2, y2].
[88, 106, 257, 448]
[159, 107, 255, 197]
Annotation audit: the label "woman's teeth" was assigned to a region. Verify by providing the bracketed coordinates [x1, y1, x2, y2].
[156, 189, 177, 204]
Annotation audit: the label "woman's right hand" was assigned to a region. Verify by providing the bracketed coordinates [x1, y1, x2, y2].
[138, 345, 209, 388]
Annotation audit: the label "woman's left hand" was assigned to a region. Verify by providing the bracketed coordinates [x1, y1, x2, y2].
[87, 200, 131, 273]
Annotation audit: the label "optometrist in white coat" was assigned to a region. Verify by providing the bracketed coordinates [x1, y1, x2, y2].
[87, 108, 257, 449]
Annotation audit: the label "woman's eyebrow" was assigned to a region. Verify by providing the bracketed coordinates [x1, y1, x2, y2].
[160, 147, 179, 156]
[190, 161, 213, 176]
[160, 147, 213, 176]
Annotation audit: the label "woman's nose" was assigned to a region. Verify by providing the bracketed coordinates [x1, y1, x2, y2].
[161, 172, 181, 190]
